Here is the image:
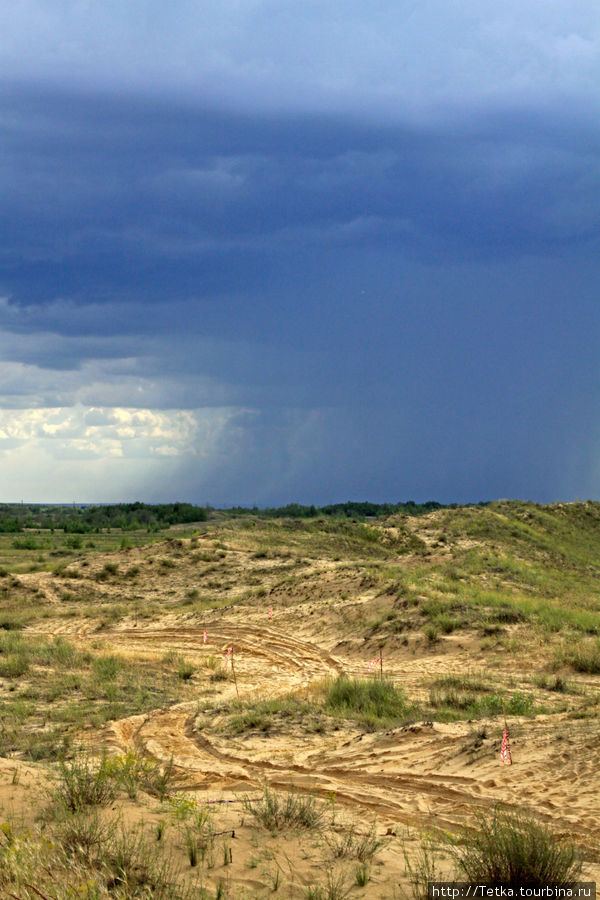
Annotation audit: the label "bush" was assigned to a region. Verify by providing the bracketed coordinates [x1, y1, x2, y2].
[103, 751, 177, 801]
[177, 660, 194, 681]
[12, 537, 39, 550]
[0, 616, 25, 631]
[243, 786, 326, 831]
[453, 808, 582, 887]
[325, 676, 413, 724]
[95, 561, 119, 581]
[54, 808, 112, 862]
[323, 821, 385, 862]
[557, 639, 600, 674]
[54, 753, 117, 813]
[424, 623, 439, 643]
[93, 654, 123, 681]
[0, 650, 29, 678]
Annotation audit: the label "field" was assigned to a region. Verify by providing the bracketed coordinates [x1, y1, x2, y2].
[1, 501, 600, 897]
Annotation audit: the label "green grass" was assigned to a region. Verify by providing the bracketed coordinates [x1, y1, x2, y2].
[208, 695, 327, 735]
[0, 634, 199, 760]
[53, 753, 118, 813]
[324, 676, 415, 728]
[453, 807, 582, 887]
[0, 525, 201, 574]
[0, 814, 204, 900]
[554, 638, 600, 673]
[428, 686, 537, 721]
[242, 786, 327, 832]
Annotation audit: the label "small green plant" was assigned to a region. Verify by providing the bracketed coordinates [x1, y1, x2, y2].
[185, 824, 199, 867]
[323, 821, 384, 862]
[424, 623, 439, 643]
[53, 752, 117, 813]
[93, 654, 123, 681]
[177, 660, 195, 681]
[242, 786, 326, 832]
[355, 861, 370, 885]
[453, 807, 582, 887]
[325, 676, 414, 727]
[403, 834, 444, 900]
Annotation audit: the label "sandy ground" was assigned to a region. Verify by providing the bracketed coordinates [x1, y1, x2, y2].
[5, 529, 600, 896]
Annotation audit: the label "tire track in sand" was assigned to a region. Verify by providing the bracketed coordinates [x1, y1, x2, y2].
[96, 621, 600, 843]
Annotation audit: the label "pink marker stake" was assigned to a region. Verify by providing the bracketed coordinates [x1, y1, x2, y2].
[203, 629, 208, 644]
[269, 606, 273, 619]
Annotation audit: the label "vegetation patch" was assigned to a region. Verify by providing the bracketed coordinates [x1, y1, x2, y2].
[324, 676, 416, 728]
[242, 786, 327, 832]
[453, 808, 582, 887]
[0, 635, 198, 760]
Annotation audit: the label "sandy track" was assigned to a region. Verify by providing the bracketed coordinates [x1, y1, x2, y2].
[51, 615, 595, 846]
[104, 700, 600, 843]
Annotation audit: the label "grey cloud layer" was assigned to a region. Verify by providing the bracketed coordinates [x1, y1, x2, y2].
[2, 87, 599, 317]
[0, 2, 599, 504]
[1, 1, 598, 116]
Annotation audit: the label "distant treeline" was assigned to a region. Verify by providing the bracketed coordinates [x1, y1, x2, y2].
[0, 502, 207, 533]
[0, 499, 489, 533]
[226, 500, 471, 519]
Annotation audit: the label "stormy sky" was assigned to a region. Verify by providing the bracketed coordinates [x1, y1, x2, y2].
[1, 2, 599, 505]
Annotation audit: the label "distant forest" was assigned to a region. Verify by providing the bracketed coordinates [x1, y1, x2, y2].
[227, 500, 457, 519]
[0, 499, 480, 533]
[0, 502, 208, 533]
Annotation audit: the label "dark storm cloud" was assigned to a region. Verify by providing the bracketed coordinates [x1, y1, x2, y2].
[2, 84, 598, 320]
[1, 0, 599, 505]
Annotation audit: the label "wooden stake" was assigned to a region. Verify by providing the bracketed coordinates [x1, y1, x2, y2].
[379, 645, 383, 681]
[230, 644, 240, 701]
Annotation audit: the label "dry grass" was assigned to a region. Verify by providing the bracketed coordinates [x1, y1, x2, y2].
[0, 504, 599, 896]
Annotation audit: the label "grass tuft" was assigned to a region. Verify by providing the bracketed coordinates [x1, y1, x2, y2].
[325, 676, 414, 727]
[453, 808, 582, 887]
[53, 753, 118, 813]
[243, 786, 327, 832]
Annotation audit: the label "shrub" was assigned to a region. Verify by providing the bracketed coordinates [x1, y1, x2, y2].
[453, 808, 582, 887]
[428, 688, 534, 720]
[0, 616, 25, 631]
[0, 652, 29, 678]
[95, 561, 119, 581]
[243, 786, 326, 831]
[323, 821, 384, 862]
[53, 753, 117, 813]
[177, 660, 194, 681]
[93, 654, 123, 681]
[557, 640, 600, 674]
[424, 623, 439, 643]
[12, 537, 39, 550]
[325, 676, 412, 724]
[54, 808, 112, 862]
